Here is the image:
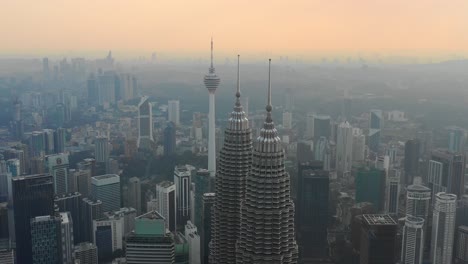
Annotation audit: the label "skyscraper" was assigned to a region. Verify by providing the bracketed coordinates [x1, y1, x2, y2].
[138, 96, 154, 150]
[355, 167, 386, 211]
[237, 60, 298, 263]
[91, 174, 121, 213]
[305, 113, 314, 139]
[55, 192, 82, 243]
[43, 129, 55, 155]
[401, 216, 425, 264]
[125, 211, 175, 264]
[12, 174, 55, 264]
[93, 217, 123, 261]
[282, 111, 292, 129]
[210, 55, 252, 264]
[430, 192, 457, 264]
[87, 74, 99, 106]
[352, 128, 366, 162]
[30, 131, 45, 158]
[455, 225, 468, 264]
[185, 221, 201, 264]
[168, 100, 180, 126]
[204, 39, 220, 177]
[448, 127, 466, 153]
[202, 193, 215, 264]
[313, 114, 331, 142]
[404, 139, 420, 185]
[30, 215, 61, 264]
[336, 121, 353, 177]
[164, 122, 176, 156]
[430, 149, 466, 199]
[297, 169, 329, 260]
[368, 109, 383, 153]
[406, 184, 431, 221]
[193, 169, 210, 228]
[94, 136, 109, 164]
[156, 181, 177, 232]
[45, 153, 70, 195]
[59, 212, 74, 264]
[385, 168, 400, 214]
[360, 214, 397, 264]
[54, 127, 66, 154]
[81, 198, 103, 244]
[174, 165, 194, 227]
[128, 177, 142, 215]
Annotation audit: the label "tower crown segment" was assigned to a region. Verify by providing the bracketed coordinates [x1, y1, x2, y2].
[204, 38, 220, 93]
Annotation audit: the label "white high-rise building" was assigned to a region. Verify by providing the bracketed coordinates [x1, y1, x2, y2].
[282, 111, 292, 129]
[427, 160, 445, 200]
[168, 100, 180, 126]
[156, 181, 177, 232]
[138, 96, 154, 149]
[401, 216, 425, 264]
[336, 121, 353, 177]
[203, 39, 220, 177]
[430, 192, 457, 264]
[45, 153, 70, 195]
[185, 221, 201, 264]
[406, 184, 431, 220]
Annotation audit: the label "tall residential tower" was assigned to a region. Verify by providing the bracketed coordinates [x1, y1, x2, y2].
[203, 39, 220, 177]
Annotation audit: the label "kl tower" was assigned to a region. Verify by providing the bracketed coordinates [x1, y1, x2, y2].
[204, 38, 220, 177]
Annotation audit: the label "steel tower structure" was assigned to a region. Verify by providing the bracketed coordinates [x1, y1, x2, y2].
[209, 55, 252, 264]
[236, 60, 298, 264]
[204, 38, 220, 177]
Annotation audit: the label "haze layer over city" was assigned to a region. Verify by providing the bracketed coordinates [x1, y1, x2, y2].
[0, 1, 468, 264]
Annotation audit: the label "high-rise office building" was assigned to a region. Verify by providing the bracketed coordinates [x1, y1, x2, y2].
[401, 216, 425, 264]
[54, 127, 66, 154]
[137, 96, 154, 150]
[237, 60, 298, 263]
[313, 114, 331, 142]
[283, 111, 292, 129]
[91, 174, 120, 213]
[455, 225, 468, 264]
[98, 71, 117, 106]
[192, 169, 210, 228]
[43, 129, 55, 155]
[127, 177, 141, 215]
[156, 181, 177, 232]
[352, 128, 366, 162]
[430, 149, 465, 198]
[93, 217, 123, 261]
[45, 153, 70, 195]
[360, 214, 397, 264]
[297, 169, 329, 260]
[204, 39, 220, 177]
[81, 198, 103, 244]
[368, 109, 383, 153]
[355, 167, 386, 211]
[30, 131, 45, 157]
[94, 136, 109, 164]
[336, 121, 353, 177]
[164, 122, 176, 156]
[74, 242, 98, 264]
[72, 169, 91, 198]
[185, 221, 201, 264]
[168, 100, 180, 126]
[305, 113, 314, 139]
[448, 127, 466, 153]
[55, 192, 82, 244]
[430, 192, 457, 264]
[12, 174, 55, 264]
[406, 184, 431, 220]
[174, 165, 194, 227]
[385, 168, 400, 214]
[87, 74, 99, 106]
[5, 159, 19, 177]
[59, 212, 74, 264]
[210, 56, 252, 264]
[202, 193, 215, 264]
[126, 211, 175, 264]
[30, 215, 61, 264]
[405, 139, 420, 185]
[314, 137, 331, 170]
[119, 73, 136, 101]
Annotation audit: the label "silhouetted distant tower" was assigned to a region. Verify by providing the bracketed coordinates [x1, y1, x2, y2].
[137, 96, 154, 150]
[164, 122, 176, 156]
[210, 56, 252, 264]
[404, 139, 420, 185]
[237, 60, 298, 263]
[204, 38, 220, 177]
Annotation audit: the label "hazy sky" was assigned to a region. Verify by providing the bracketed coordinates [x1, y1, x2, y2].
[2, 0, 468, 58]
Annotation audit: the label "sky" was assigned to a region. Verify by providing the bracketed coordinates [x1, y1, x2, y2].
[2, 0, 468, 59]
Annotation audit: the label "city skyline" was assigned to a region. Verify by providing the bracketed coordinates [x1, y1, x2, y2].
[2, 1, 468, 61]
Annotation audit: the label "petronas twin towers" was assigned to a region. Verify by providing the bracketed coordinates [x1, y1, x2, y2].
[210, 55, 298, 264]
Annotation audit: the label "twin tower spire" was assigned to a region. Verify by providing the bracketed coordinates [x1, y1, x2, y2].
[209, 40, 298, 264]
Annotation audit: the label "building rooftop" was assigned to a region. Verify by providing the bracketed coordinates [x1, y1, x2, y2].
[158, 180, 175, 188]
[363, 214, 396, 225]
[136, 210, 164, 220]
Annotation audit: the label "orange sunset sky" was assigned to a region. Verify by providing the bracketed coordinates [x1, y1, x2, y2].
[2, 0, 468, 59]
